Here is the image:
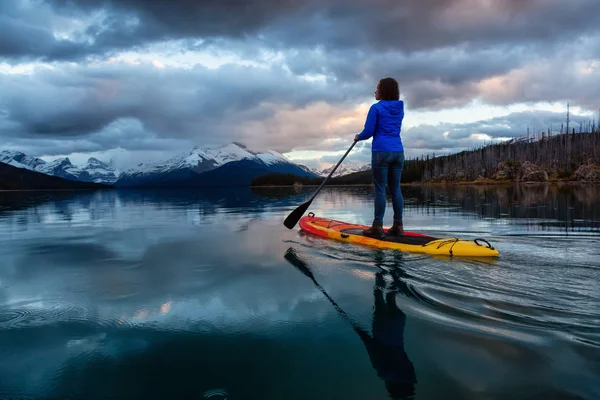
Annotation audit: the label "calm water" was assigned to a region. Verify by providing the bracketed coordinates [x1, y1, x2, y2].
[0, 185, 599, 400]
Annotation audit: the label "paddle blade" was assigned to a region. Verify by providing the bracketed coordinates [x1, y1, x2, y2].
[283, 200, 311, 229]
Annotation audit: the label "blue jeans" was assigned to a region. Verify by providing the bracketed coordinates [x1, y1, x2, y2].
[371, 151, 405, 224]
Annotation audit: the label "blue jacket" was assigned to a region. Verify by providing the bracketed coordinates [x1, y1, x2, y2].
[356, 100, 404, 152]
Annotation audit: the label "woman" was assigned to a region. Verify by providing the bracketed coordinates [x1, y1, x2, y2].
[354, 77, 405, 238]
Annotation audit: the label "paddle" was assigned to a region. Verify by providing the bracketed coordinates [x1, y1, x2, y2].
[283, 139, 358, 229]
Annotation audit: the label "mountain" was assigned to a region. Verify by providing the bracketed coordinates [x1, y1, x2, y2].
[115, 142, 317, 187]
[0, 151, 118, 184]
[0, 150, 46, 170]
[115, 143, 241, 186]
[35, 157, 90, 181]
[1, 143, 317, 188]
[0, 161, 109, 191]
[80, 158, 118, 184]
[298, 164, 314, 174]
[315, 163, 371, 178]
[191, 157, 317, 187]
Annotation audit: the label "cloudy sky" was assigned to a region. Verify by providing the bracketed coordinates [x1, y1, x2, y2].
[1, 0, 600, 169]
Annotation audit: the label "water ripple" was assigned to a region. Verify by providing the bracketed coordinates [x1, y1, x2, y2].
[299, 234, 600, 353]
[0, 301, 135, 332]
[1, 186, 599, 399]
[1, 303, 83, 329]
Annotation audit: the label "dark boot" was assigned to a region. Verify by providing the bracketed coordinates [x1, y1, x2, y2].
[388, 220, 404, 236]
[363, 220, 384, 238]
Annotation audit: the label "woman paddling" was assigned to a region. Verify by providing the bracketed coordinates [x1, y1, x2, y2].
[354, 77, 406, 238]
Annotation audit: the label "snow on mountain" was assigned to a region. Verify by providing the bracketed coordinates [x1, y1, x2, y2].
[0, 157, 30, 170]
[82, 158, 118, 184]
[0, 151, 118, 184]
[124, 144, 238, 177]
[210, 142, 290, 166]
[0, 162, 108, 190]
[36, 157, 81, 179]
[0, 150, 46, 170]
[298, 164, 313, 174]
[315, 163, 371, 178]
[1, 143, 311, 187]
[152, 147, 217, 174]
[114, 142, 316, 187]
[209, 142, 255, 165]
[120, 142, 292, 179]
[255, 150, 291, 166]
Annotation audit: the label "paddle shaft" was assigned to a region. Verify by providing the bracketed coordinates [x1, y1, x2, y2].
[283, 139, 358, 229]
[308, 139, 358, 203]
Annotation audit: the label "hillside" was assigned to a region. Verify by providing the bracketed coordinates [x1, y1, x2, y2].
[252, 130, 600, 186]
[0, 162, 110, 190]
[419, 130, 600, 182]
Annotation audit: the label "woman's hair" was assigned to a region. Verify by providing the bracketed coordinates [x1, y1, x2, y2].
[378, 77, 400, 101]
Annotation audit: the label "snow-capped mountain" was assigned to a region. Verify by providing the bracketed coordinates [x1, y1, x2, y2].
[121, 142, 263, 178]
[297, 164, 314, 174]
[116, 142, 302, 185]
[315, 163, 371, 178]
[81, 158, 118, 184]
[1, 161, 107, 190]
[0, 151, 118, 184]
[35, 157, 88, 181]
[0, 150, 46, 170]
[1, 143, 317, 188]
[115, 142, 317, 187]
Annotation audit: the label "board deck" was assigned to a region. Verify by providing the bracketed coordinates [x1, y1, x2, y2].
[340, 229, 437, 245]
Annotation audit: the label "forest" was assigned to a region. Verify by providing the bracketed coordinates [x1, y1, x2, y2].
[252, 126, 600, 186]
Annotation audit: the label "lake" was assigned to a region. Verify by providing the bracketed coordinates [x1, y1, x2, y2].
[0, 184, 599, 399]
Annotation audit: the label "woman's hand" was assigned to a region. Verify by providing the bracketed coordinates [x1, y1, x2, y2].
[354, 134, 359, 142]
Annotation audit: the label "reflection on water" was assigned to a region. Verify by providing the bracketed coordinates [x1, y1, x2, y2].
[407, 184, 600, 233]
[285, 248, 417, 399]
[2, 184, 599, 233]
[0, 184, 599, 399]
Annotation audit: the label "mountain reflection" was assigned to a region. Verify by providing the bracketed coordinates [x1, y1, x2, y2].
[2, 184, 599, 233]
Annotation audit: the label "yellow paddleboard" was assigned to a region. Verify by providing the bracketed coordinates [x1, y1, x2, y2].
[299, 213, 499, 257]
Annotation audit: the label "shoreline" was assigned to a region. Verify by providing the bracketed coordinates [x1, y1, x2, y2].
[0, 188, 109, 193]
[251, 180, 600, 188]
[3, 181, 598, 193]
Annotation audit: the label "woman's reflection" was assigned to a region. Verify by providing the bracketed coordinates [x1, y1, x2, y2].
[284, 248, 417, 399]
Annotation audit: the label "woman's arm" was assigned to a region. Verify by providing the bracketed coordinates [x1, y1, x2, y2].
[356, 104, 378, 141]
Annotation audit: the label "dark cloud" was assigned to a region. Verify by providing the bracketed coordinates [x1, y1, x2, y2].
[2, 0, 306, 61]
[0, 1, 93, 60]
[0, 118, 190, 161]
[2, 51, 598, 159]
[0, 60, 351, 154]
[2, 0, 598, 63]
[1, 0, 600, 161]
[6, 0, 596, 113]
